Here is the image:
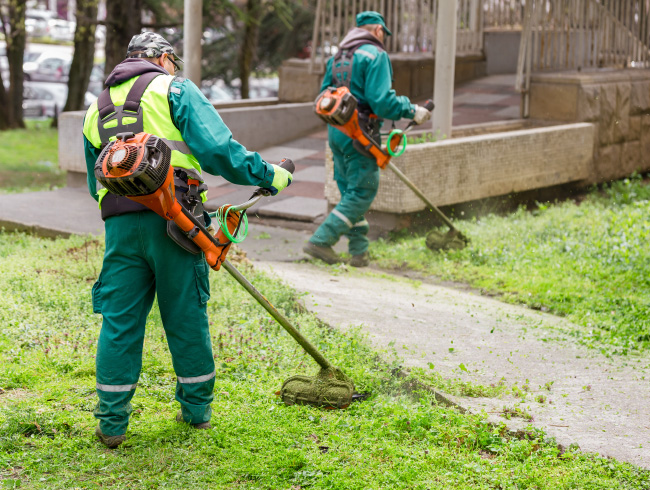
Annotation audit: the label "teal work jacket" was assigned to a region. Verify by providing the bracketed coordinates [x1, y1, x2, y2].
[320, 44, 416, 121]
[83, 77, 275, 202]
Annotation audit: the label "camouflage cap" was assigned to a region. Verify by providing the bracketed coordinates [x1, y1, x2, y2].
[126, 32, 183, 69]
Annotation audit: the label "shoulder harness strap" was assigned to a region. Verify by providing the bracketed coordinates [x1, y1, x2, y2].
[332, 49, 355, 88]
[97, 72, 162, 146]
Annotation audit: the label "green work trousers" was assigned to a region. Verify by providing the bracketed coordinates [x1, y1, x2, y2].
[309, 126, 380, 256]
[92, 211, 215, 436]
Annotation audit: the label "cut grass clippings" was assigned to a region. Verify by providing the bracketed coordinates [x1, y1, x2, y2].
[0, 232, 648, 488]
[0, 120, 63, 194]
[371, 175, 650, 355]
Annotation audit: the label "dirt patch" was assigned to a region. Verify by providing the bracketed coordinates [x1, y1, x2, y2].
[65, 239, 102, 261]
[0, 388, 36, 405]
[0, 465, 25, 481]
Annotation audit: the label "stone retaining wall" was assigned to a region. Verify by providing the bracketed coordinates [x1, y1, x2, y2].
[325, 123, 595, 213]
[279, 53, 487, 103]
[529, 69, 650, 183]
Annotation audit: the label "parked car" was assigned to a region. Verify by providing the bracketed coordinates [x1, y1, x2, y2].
[23, 85, 58, 118]
[229, 77, 279, 99]
[1, 56, 8, 82]
[200, 82, 234, 103]
[22, 81, 97, 118]
[0, 43, 8, 86]
[25, 9, 56, 38]
[48, 19, 75, 43]
[87, 64, 105, 96]
[23, 51, 72, 83]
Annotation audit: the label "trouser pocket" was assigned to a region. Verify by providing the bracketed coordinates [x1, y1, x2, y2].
[91, 272, 103, 314]
[194, 260, 210, 305]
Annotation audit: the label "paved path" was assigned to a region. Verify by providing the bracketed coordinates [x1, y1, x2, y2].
[254, 256, 650, 470]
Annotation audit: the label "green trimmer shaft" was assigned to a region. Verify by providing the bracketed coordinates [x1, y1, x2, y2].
[222, 260, 361, 409]
[210, 166, 362, 409]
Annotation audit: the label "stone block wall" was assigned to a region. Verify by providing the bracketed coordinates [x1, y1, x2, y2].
[325, 123, 594, 213]
[279, 54, 486, 103]
[529, 69, 650, 183]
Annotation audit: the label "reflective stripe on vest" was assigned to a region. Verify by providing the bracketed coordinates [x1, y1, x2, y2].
[83, 74, 203, 207]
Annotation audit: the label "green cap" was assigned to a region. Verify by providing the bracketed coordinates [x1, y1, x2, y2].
[356, 11, 392, 36]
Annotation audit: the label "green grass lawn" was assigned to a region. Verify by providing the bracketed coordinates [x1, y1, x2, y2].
[1, 232, 648, 488]
[0, 121, 63, 193]
[370, 176, 650, 355]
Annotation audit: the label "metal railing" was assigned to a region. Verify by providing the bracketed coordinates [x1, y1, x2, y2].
[516, 0, 650, 116]
[483, 0, 526, 29]
[309, 0, 484, 73]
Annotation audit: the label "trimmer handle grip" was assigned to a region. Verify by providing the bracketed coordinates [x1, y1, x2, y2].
[250, 158, 296, 198]
[423, 100, 434, 112]
[278, 158, 295, 174]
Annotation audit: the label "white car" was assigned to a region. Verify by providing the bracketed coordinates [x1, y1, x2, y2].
[22, 81, 97, 118]
[23, 51, 72, 83]
[48, 19, 75, 43]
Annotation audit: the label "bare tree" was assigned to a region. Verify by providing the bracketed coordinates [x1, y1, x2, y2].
[0, 0, 26, 129]
[62, 0, 99, 114]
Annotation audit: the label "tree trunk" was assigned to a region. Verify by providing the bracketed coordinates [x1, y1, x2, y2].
[0, 69, 9, 130]
[0, 0, 27, 129]
[239, 0, 261, 99]
[104, 0, 143, 75]
[62, 0, 99, 114]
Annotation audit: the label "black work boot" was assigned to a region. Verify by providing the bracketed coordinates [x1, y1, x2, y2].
[303, 242, 344, 265]
[95, 425, 126, 449]
[349, 252, 370, 268]
[176, 411, 212, 429]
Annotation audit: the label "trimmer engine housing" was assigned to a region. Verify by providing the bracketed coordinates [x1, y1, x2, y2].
[314, 86, 358, 126]
[95, 132, 171, 196]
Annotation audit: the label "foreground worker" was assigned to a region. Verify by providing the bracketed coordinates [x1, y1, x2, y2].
[304, 11, 431, 267]
[82, 32, 292, 448]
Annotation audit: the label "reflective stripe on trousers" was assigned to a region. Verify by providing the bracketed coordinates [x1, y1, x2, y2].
[331, 209, 368, 230]
[96, 383, 137, 392]
[177, 370, 216, 384]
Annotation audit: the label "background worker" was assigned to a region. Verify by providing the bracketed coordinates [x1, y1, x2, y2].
[82, 32, 292, 448]
[303, 11, 431, 267]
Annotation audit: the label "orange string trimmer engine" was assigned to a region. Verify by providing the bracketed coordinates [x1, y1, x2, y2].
[95, 131, 236, 271]
[314, 86, 403, 169]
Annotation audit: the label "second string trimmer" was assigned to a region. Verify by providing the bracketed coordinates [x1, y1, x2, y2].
[314, 90, 469, 251]
[94, 131, 364, 409]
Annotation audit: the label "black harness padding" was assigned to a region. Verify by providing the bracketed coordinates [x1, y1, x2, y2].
[98, 72, 166, 220]
[332, 48, 356, 89]
[97, 72, 161, 145]
[331, 44, 384, 159]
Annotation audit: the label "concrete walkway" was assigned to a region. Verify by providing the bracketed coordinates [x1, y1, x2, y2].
[253, 253, 650, 470]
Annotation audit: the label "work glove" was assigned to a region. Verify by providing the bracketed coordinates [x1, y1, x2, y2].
[266, 164, 293, 196]
[413, 104, 432, 125]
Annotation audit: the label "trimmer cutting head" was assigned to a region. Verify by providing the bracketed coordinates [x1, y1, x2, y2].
[280, 367, 366, 409]
[425, 229, 469, 251]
